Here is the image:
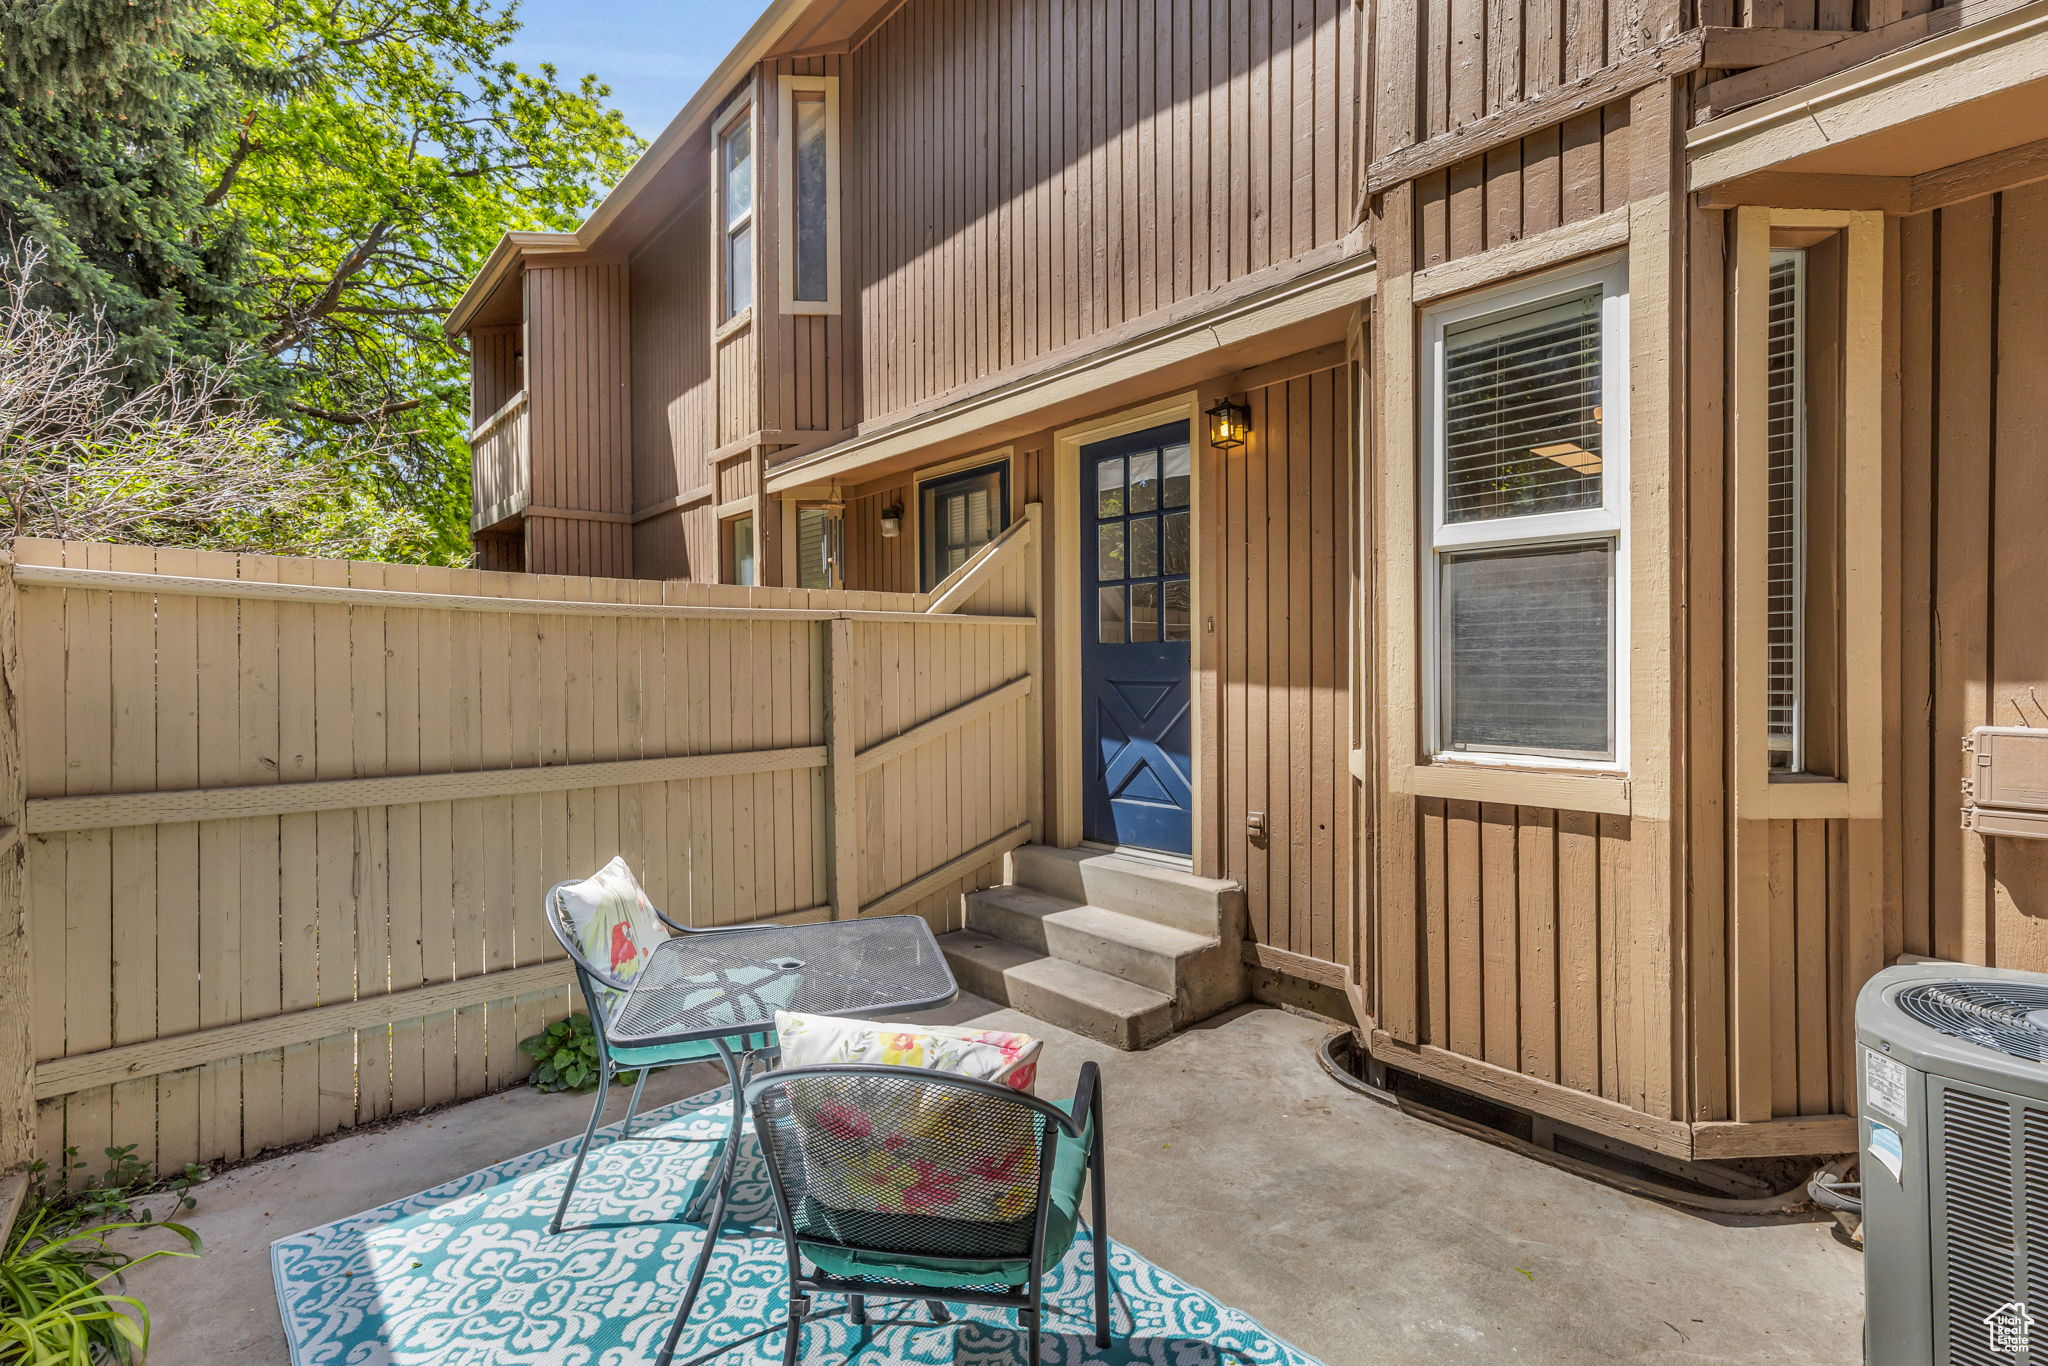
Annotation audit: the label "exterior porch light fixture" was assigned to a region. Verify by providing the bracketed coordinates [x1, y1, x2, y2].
[1205, 397, 1251, 450]
[879, 501, 903, 538]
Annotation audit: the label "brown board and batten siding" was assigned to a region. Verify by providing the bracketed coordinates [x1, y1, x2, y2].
[1895, 188, 2048, 974]
[631, 192, 718, 582]
[524, 263, 633, 578]
[1214, 368, 1356, 973]
[841, 0, 1363, 426]
[758, 53, 853, 440]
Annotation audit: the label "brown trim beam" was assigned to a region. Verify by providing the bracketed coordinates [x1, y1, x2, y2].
[1365, 33, 1708, 194]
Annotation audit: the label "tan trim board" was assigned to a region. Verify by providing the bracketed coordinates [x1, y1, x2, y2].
[526, 505, 632, 526]
[768, 251, 1373, 493]
[1392, 764, 1632, 815]
[1241, 942, 1349, 990]
[1370, 1031, 1695, 1159]
[853, 675, 1033, 776]
[468, 391, 528, 443]
[34, 960, 578, 1100]
[473, 490, 531, 533]
[1688, 3, 2048, 187]
[1696, 171, 1914, 214]
[26, 745, 830, 834]
[11, 564, 1033, 629]
[860, 822, 1033, 920]
[1411, 207, 1632, 304]
[631, 484, 715, 523]
[925, 515, 1033, 614]
[1690, 1113, 1857, 1159]
[1696, 0, 2039, 119]
[1367, 33, 1708, 193]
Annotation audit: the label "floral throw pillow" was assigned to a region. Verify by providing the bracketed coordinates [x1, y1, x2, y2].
[555, 857, 666, 987]
[775, 1012, 1045, 1224]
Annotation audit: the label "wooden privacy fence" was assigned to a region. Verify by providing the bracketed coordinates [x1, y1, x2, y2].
[0, 515, 1040, 1178]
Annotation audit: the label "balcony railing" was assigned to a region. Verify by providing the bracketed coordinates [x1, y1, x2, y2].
[470, 390, 529, 531]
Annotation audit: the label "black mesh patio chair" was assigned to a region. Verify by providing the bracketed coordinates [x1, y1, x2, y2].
[740, 1060, 1110, 1365]
[541, 879, 779, 1236]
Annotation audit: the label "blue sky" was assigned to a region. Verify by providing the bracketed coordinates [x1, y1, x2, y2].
[505, 0, 776, 141]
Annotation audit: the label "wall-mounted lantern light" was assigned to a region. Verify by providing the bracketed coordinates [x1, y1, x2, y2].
[1205, 397, 1251, 450]
[879, 502, 903, 538]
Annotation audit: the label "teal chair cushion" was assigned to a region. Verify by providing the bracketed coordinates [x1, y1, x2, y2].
[796, 1098, 1093, 1289]
[608, 1031, 773, 1069]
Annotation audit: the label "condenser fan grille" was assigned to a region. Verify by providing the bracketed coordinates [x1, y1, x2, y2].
[1897, 981, 2048, 1063]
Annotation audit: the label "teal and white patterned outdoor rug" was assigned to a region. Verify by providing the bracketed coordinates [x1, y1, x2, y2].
[271, 1085, 1324, 1366]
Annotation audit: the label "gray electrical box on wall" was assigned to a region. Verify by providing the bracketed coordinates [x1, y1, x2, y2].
[1962, 726, 2048, 839]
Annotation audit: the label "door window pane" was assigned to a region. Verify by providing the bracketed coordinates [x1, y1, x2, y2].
[1130, 582, 1159, 642]
[1129, 519, 1157, 578]
[1162, 443, 1191, 508]
[1442, 286, 1603, 523]
[1163, 581, 1191, 641]
[1439, 541, 1611, 758]
[1162, 510, 1189, 575]
[1129, 450, 1158, 513]
[1097, 523, 1124, 581]
[1097, 586, 1126, 644]
[1097, 457, 1125, 519]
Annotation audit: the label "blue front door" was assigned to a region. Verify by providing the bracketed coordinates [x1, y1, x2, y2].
[1081, 423, 1194, 856]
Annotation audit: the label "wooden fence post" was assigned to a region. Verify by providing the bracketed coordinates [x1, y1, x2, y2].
[825, 618, 860, 919]
[0, 553, 34, 1173]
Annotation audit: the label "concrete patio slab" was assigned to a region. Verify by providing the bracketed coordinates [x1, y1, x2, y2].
[123, 1000, 1861, 1364]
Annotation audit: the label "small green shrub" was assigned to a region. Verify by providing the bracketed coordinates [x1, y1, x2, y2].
[520, 1014, 637, 1094]
[0, 1146, 204, 1365]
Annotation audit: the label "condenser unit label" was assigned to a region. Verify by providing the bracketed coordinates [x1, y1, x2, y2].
[1865, 1047, 1910, 1124]
[1868, 1121, 1904, 1183]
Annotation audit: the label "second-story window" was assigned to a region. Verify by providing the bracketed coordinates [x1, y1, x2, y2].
[720, 111, 754, 320]
[779, 76, 840, 313]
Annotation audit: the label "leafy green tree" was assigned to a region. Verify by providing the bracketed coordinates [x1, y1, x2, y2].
[205, 0, 643, 559]
[0, 0, 642, 561]
[0, 0, 265, 372]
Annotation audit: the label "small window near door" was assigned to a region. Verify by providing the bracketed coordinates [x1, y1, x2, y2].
[795, 505, 839, 589]
[918, 460, 1009, 591]
[725, 514, 756, 586]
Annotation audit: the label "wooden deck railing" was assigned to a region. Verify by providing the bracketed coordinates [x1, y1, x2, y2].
[0, 526, 1040, 1178]
[470, 390, 529, 530]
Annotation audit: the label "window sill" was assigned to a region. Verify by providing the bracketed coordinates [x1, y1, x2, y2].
[1394, 761, 1631, 815]
[715, 308, 754, 343]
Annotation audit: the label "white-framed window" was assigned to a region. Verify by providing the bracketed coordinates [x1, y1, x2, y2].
[777, 75, 840, 314]
[1764, 247, 1806, 773]
[1422, 257, 1630, 766]
[717, 107, 755, 321]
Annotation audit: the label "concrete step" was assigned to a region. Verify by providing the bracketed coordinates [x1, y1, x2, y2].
[938, 929, 1176, 1051]
[1009, 844, 1244, 939]
[963, 884, 1238, 1025]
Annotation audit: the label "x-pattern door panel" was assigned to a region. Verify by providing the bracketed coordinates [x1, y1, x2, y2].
[1080, 422, 1193, 855]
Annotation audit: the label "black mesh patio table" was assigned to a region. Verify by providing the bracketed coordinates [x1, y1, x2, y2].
[608, 914, 957, 1048]
[626, 914, 959, 1366]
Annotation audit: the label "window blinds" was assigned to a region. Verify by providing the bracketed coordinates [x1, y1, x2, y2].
[1442, 287, 1606, 524]
[1765, 251, 1805, 771]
